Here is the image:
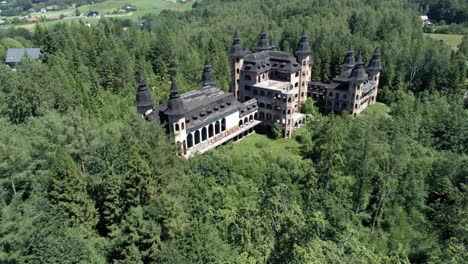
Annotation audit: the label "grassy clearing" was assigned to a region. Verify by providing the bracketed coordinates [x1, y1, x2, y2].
[221, 126, 308, 159]
[359, 102, 391, 119]
[425, 33, 465, 51]
[0, 0, 192, 30]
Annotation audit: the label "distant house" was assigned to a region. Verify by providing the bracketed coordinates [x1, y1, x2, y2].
[0, 19, 5, 24]
[135, 19, 147, 26]
[5, 48, 41, 66]
[40, 8, 47, 13]
[420, 15, 432, 25]
[28, 17, 38, 23]
[87, 11, 102, 17]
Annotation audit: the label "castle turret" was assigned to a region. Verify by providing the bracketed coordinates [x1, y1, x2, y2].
[200, 57, 216, 87]
[256, 26, 271, 52]
[167, 76, 185, 116]
[230, 31, 244, 99]
[367, 48, 382, 82]
[350, 53, 368, 84]
[295, 28, 312, 108]
[342, 46, 355, 73]
[135, 74, 154, 115]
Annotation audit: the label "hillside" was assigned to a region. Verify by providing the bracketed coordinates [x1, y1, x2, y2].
[0, 0, 466, 263]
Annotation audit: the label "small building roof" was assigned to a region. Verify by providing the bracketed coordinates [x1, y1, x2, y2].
[5, 48, 41, 63]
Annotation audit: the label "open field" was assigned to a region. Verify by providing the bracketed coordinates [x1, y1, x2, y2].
[425, 33, 465, 51]
[0, 0, 192, 30]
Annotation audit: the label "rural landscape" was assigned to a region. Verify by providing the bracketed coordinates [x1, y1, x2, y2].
[0, 0, 467, 263]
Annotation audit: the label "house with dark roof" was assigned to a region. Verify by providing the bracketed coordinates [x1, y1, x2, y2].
[136, 59, 260, 159]
[5, 48, 41, 66]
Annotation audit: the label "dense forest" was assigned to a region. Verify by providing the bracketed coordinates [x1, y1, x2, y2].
[0, 0, 467, 263]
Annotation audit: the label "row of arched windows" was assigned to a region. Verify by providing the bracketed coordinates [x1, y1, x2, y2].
[186, 118, 226, 149]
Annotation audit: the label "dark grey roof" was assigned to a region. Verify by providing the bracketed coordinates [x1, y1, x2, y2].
[230, 31, 244, 57]
[295, 28, 311, 57]
[342, 46, 355, 69]
[256, 26, 272, 52]
[135, 74, 154, 115]
[5, 48, 41, 63]
[350, 54, 368, 83]
[158, 85, 242, 130]
[166, 77, 186, 116]
[367, 48, 382, 73]
[200, 58, 216, 87]
[242, 50, 301, 74]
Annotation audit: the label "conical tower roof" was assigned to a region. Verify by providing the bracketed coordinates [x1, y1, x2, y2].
[367, 48, 382, 72]
[200, 57, 216, 87]
[230, 30, 244, 57]
[295, 28, 311, 57]
[135, 73, 154, 115]
[256, 26, 271, 52]
[167, 76, 185, 116]
[350, 53, 368, 83]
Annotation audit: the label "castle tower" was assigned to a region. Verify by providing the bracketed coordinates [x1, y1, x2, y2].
[229, 31, 244, 99]
[200, 57, 216, 87]
[367, 48, 382, 104]
[349, 53, 368, 116]
[166, 76, 187, 155]
[135, 74, 154, 115]
[256, 26, 272, 52]
[295, 28, 312, 109]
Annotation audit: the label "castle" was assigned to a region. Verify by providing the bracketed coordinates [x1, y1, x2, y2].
[135, 27, 382, 158]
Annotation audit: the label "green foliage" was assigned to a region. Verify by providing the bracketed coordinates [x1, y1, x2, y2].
[49, 149, 98, 233]
[0, 0, 466, 262]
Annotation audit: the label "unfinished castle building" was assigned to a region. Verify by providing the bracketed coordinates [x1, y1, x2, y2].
[308, 47, 382, 116]
[136, 59, 260, 159]
[229, 27, 311, 138]
[136, 27, 382, 158]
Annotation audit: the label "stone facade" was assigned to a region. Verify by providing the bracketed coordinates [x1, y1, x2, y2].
[230, 28, 310, 138]
[308, 47, 382, 116]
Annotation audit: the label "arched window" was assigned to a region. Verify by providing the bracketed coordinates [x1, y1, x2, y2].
[295, 82, 299, 87]
[202, 127, 207, 141]
[253, 89, 258, 95]
[259, 112, 265, 119]
[221, 118, 226, 131]
[245, 75, 251, 81]
[194, 130, 200, 145]
[215, 121, 220, 134]
[245, 85, 251, 91]
[187, 134, 193, 148]
[236, 69, 240, 74]
[335, 94, 339, 99]
[175, 123, 180, 131]
[355, 104, 358, 109]
[329, 92, 333, 97]
[267, 92, 272, 98]
[259, 103, 265, 108]
[244, 117, 248, 124]
[356, 95, 359, 100]
[254, 113, 258, 119]
[209, 124, 214, 137]
[260, 91, 265, 96]
[181, 122, 185, 130]
[239, 120, 243, 127]
[288, 98, 292, 103]
[249, 115, 253, 122]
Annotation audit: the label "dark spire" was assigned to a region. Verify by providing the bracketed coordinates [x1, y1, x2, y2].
[167, 76, 185, 116]
[270, 39, 276, 50]
[350, 52, 368, 83]
[135, 73, 154, 115]
[367, 48, 382, 77]
[295, 27, 311, 58]
[343, 45, 355, 67]
[230, 30, 244, 57]
[256, 26, 271, 52]
[170, 75, 179, 99]
[200, 57, 216, 87]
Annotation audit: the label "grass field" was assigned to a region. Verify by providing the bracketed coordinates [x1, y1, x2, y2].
[221, 103, 390, 159]
[0, 0, 192, 30]
[425, 33, 465, 51]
